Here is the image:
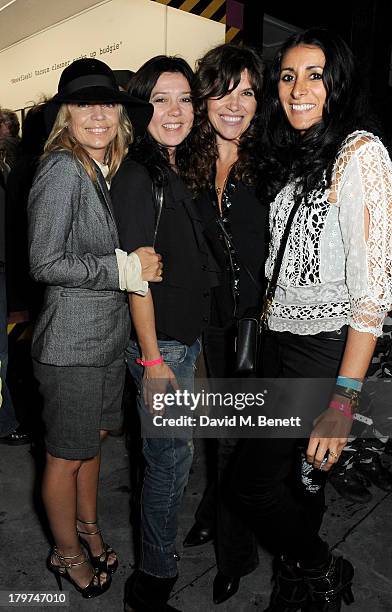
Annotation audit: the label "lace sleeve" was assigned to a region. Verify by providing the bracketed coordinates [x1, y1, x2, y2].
[336, 134, 392, 336]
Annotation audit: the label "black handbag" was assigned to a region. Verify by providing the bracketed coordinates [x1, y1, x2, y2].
[217, 198, 301, 375]
[216, 217, 263, 375]
[235, 315, 261, 374]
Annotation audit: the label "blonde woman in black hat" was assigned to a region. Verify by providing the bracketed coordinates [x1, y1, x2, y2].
[28, 58, 161, 599]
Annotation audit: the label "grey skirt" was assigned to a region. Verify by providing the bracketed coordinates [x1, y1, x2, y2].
[33, 355, 126, 460]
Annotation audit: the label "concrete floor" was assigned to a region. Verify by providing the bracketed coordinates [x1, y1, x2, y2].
[1, 430, 392, 612]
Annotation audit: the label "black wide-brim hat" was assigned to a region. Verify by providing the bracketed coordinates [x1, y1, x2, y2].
[44, 58, 152, 136]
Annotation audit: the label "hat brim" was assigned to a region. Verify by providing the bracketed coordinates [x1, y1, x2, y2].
[44, 86, 153, 137]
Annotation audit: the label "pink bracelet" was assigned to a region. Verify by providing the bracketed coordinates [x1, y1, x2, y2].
[329, 399, 354, 421]
[135, 356, 164, 367]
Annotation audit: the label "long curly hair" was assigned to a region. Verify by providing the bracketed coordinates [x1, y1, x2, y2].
[127, 55, 194, 186]
[184, 43, 264, 194]
[257, 27, 379, 202]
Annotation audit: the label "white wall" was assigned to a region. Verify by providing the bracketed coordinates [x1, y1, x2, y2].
[0, 0, 225, 110]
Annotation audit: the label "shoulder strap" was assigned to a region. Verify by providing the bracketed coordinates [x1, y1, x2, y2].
[216, 216, 262, 292]
[151, 182, 163, 247]
[266, 198, 301, 302]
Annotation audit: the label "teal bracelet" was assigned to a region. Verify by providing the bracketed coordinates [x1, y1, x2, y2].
[336, 376, 363, 392]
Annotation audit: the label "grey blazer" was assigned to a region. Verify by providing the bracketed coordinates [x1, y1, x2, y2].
[28, 150, 131, 366]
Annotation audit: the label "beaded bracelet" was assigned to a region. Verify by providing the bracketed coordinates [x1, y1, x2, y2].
[135, 356, 164, 367]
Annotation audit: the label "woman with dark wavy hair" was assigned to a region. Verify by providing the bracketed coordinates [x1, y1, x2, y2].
[230, 28, 392, 611]
[182, 43, 267, 605]
[111, 55, 217, 611]
[258, 26, 376, 200]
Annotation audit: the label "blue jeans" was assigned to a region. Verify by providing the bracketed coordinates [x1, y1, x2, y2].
[0, 270, 18, 436]
[126, 338, 200, 578]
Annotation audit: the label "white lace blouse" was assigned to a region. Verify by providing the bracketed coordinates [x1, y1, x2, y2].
[266, 131, 392, 337]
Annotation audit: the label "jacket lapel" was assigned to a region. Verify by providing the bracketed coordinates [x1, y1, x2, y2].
[93, 164, 120, 245]
[170, 175, 219, 279]
[168, 173, 204, 249]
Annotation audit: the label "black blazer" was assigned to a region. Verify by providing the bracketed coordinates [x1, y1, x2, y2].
[197, 180, 268, 326]
[111, 159, 218, 345]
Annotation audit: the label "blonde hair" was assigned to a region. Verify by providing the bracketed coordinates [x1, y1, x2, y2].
[43, 104, 133, 181]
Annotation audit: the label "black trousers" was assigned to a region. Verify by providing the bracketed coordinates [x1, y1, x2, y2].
[196, 325, 259, 577]
[228, 327, 347, 566]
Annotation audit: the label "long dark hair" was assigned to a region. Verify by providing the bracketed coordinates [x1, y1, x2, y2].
[184, 43, 264, 194]
[258, 27, 379, 201]
[127, 55, 194, 185]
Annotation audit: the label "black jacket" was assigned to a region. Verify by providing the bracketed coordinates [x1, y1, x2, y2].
[111, 159, 218, 345]
[197, 181, 268, 327]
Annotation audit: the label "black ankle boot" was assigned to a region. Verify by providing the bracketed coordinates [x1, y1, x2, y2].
[183, 521, 214, 548]
[213, 572, 240, 604]
[264, 555, 307, 612]
[124, 570, 181, 612]
[302, 554, 354, 612]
